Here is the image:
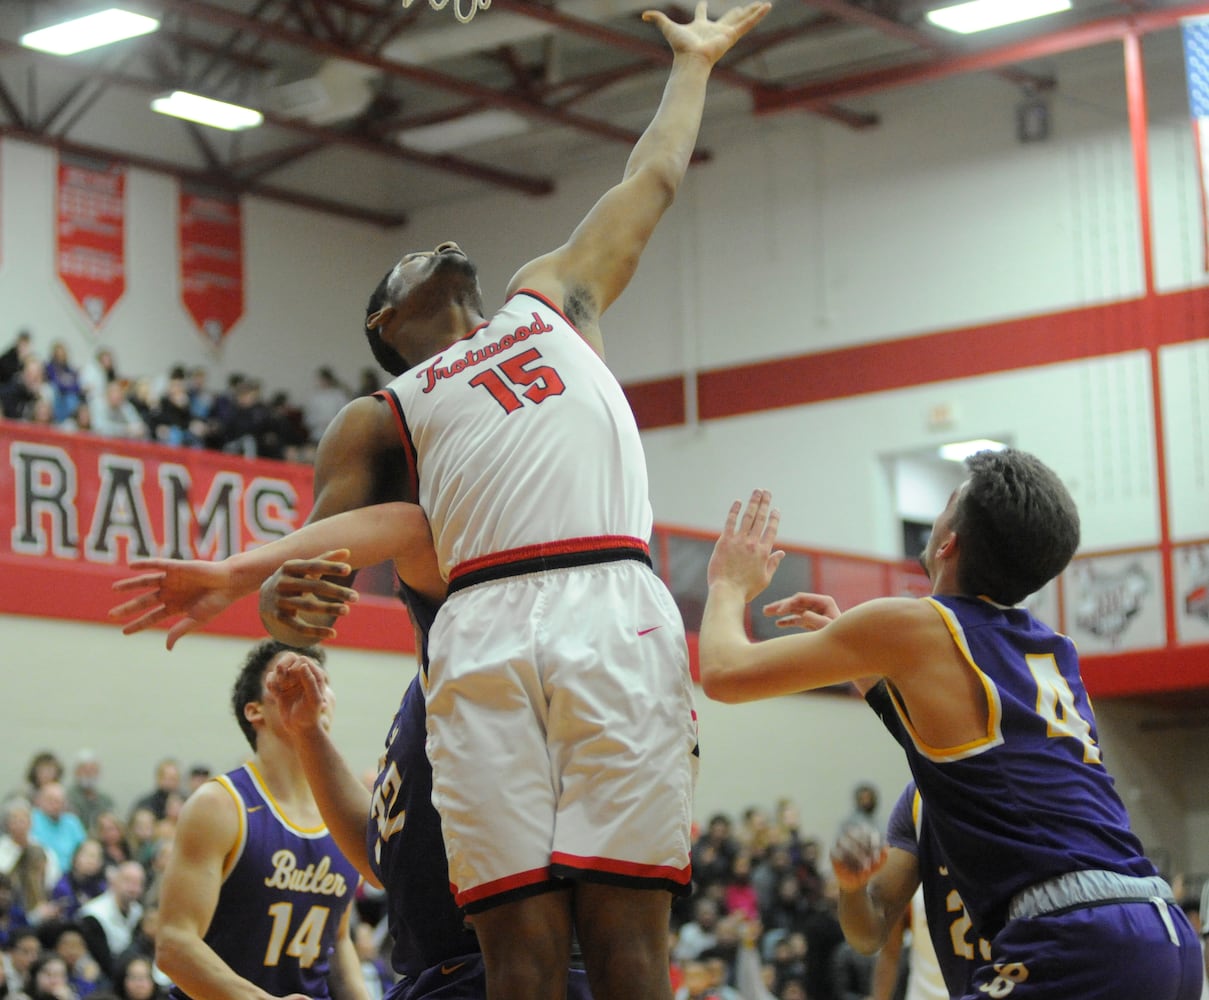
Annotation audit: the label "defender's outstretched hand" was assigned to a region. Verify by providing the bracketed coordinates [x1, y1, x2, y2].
[830, 824, 889, 893]
[109, 551, 355, 650]
[265, 653, 332, 742]
[764, 592, 841, 631]
[643, 0, 771, 66]
[707, 488, 785, 602]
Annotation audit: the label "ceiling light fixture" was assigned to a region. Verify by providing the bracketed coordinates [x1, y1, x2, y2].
[938, 438, 1009, 462]
[925, 0, 1071, 35]
[151, 91, 263, 131]
[21, 8, 160, 56]
[397, 110, 530, 154]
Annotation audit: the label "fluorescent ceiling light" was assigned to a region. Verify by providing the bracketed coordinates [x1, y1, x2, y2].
[938, 438, 1008, 463]
[21, 8, 159, 55]
[151, 91, 263, 131]
[925, 0, 1071, 35]
[398, 110, 530, 153]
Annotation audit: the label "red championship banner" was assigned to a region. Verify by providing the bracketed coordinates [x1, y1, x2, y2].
[56, 154, 126, 330]
[179, 185, 244, 346]
[0, 425, 413, 653]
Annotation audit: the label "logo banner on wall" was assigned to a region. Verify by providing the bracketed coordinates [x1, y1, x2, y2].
[179, 184, 244, 348]
[1182, 18, 1209, 271]
[56, 154, 126, 330]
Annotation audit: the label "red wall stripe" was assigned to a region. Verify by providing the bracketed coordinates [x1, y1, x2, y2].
[624, 286, 1209, 428]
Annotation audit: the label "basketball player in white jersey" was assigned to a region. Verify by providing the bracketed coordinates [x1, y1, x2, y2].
[110, 5, 770, 999]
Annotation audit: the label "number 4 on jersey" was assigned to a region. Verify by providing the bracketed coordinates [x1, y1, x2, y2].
[264, 902, 330, 968]
[1028, 654, 1102, 764]
[469, 348, 566, 414]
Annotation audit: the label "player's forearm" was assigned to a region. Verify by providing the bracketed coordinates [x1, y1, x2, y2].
[329, 935, 371, 1000]
[289, 726, 381, 888]
[699, 580, 759, 703]
[156, 927, 273, 1000]
[623, 52, 712, 193]
[836, 887, 892, 955]
[230, 502, 424, 585]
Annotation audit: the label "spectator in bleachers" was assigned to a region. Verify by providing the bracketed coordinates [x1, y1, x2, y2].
[65, 756, 114, 839]
[121, 814, 154, 877]
[0, 872, 29, 947]
[214, 378, 278, 458]
[302, 366, 351, 445]
[0, 330, 33, 384]
[25, 952, 77, 1000]
[124, 379, 156, 429]
[30, 787, 85, 875]
[50, 924, 106, 999]
[27, 399, 56, 429]
[129, 762, 178, 828]
[50, 842, 106, 923]
[356, 367, 380, 397]
[111, 955, 163, 1000]
[44, 343, 83, 424]
[77, 863, 143, 981]
[148, 369, 204, 449]
[9, 847, 58, 928]
[3, 926, 41, 998]
[58, 403, 92, 434]
[839, 783, 880, 837]
[91, 383, 146, 441]
[22, 756, 64, 805]
[184, 367, 212, 425]
[0, 802, 61, 893]
[0, 359, 53, 421]
[110, 903, 169, 991]
[692, 814, 739, 892]
[78, 350, 117, 407]
[723, 852, 760, 923]
[676, 898, 722, 964]
[268, 391, 310, 463]
[183, 767, 210, 800]
[88, 817, 129, 872]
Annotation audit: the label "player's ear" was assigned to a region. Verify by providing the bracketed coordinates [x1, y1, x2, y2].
[366, 305, 395, 331]
[244, 700, 265, 728]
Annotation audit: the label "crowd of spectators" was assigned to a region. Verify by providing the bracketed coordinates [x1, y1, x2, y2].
[3, 750, 1204, 1000]
[0, 329, 381, 464]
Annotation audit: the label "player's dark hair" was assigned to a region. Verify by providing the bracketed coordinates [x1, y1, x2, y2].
[951, 448, 1080, 605]
[231, 639, 326, 750]
[364, 269, 409, 377]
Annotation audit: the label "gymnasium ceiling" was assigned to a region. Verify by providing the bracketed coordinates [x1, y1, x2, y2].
[0, 0, 1205, 227]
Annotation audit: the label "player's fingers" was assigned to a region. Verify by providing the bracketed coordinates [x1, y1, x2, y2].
[126, 559, 177, 573]
[108, 592, 162, 620]
[120, 606, 171, 635]
[165, 618, 199, 651]
[111, 572, 165, 593]
[763, 506, 781, 545]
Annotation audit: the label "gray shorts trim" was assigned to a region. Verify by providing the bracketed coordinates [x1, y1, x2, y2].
[1008, 869, 1175, 921]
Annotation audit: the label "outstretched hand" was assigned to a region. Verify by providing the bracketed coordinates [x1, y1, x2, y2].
[830, 824, 889, 893]
[707, 488, 785, 602]
[109, 559, 246, 650]
[643, 0, 771, 67]
[265, 653, 331, 743]
[764, 592, 841, 631]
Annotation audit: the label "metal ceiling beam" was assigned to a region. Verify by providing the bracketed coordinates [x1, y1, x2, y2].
[0, 39, 554, 196]
[0, 124, 408, 227]
[148, 0, 652, 147]
[798, 0, 1053, 90]
[491, 0, 877, 128]
[756, 1, 1209, 114]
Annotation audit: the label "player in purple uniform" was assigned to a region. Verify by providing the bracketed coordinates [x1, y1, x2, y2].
[699, 449, 1204, 1000]
[156, 640, 366, 1000]
[831, 778, 986, 999]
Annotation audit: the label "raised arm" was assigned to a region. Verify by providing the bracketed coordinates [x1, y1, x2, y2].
[265, 654, 382, 889]
[507, 0, 770, 354]
[109, 501, 434, 648]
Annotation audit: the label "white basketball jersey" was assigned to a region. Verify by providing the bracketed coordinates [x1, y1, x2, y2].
[380, 289, 653, 577]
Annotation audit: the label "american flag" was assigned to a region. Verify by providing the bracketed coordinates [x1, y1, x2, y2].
[1182, 18, 1209, 270]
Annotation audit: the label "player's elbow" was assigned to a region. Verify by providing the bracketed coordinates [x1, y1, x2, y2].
[698, 663, 744, 704]
[154, 926, 192, 982]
